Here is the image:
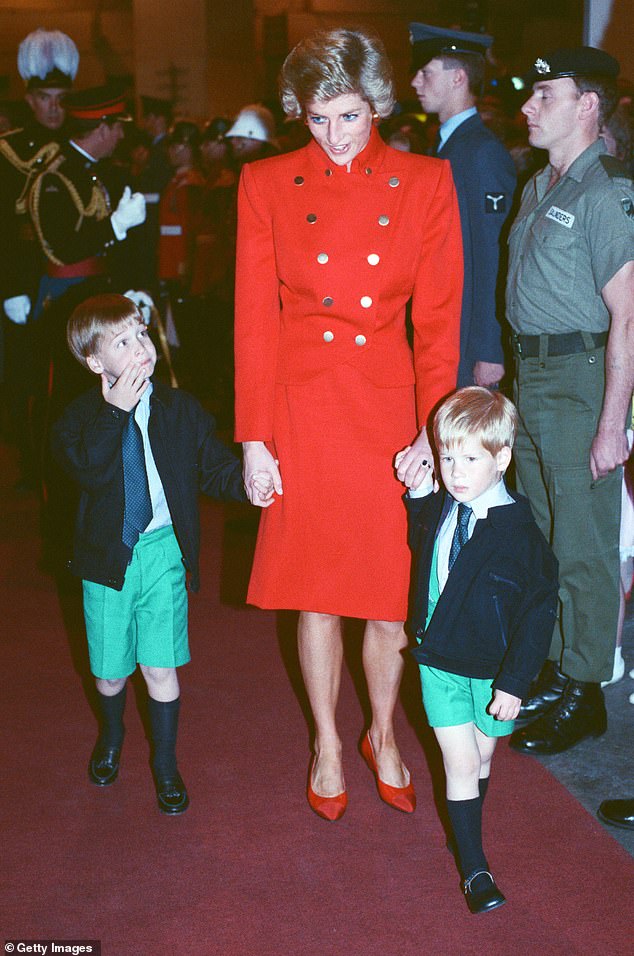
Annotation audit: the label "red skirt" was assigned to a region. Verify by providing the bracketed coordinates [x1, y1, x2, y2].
[247, 365, 418, 621]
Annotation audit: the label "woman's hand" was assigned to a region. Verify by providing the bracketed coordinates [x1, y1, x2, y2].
[488, 689, 521, 721]
[395, 431, 435, 490]
[242, 441, 283, 508]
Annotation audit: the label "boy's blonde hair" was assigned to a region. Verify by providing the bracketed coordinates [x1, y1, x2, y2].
[434, 386, 518, 455]
[67, 293, 142, 368]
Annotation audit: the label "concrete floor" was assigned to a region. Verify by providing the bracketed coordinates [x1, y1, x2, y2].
[526, 599, 634, 858]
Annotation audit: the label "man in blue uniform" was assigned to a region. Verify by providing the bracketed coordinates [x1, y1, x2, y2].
[410, 22, 516, 389]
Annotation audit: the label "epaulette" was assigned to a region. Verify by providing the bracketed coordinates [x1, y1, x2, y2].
[0, 135, 61, 213]
[599, 153, 632, 182]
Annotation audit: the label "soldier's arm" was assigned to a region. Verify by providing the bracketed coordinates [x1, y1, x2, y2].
[590, 260, 634, 479]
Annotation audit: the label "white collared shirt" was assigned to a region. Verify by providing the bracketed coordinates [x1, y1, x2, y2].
[438, 106, 478, 150]
[409, 476, 513, 592]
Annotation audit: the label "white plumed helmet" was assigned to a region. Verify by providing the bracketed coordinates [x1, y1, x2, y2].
[18, 28, 79, 89]
[225, 104, 277, 143]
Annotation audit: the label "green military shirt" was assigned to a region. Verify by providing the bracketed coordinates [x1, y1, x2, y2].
[507, 139, 634, 335]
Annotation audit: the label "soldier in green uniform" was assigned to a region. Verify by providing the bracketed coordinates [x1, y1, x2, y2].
[506, 47, 634, 754]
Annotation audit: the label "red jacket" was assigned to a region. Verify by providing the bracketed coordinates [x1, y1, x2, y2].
[158, 167, 204, 282]
[234, 127, 463, 441]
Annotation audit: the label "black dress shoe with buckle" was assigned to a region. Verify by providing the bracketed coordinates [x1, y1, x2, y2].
[89, 744, 121, 786]
[517, 660, 568, 720]
[154, 771, 189, 814]
[463, 870, 506, 914]
[510, 680, 607, 755]
[597, 798, 634, 830]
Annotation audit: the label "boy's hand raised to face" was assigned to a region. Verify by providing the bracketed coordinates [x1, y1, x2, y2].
[102, 362, 150, 412]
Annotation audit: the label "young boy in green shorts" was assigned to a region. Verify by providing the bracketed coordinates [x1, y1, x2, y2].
[396, 387, 558, 913]
[52, 293, 273, 814]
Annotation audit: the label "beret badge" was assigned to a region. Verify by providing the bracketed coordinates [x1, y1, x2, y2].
[534, 58, 551, 75]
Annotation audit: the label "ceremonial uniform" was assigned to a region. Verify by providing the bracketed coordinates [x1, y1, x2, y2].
[437, 113, 516, 385]
[0, 125, 61, 303]
[0, 125, 62, 481]
[29, 143, 118, 283]
[507, 139, 634, 682]
[234, 127, 462, 620]
[0, 26, 79, 487]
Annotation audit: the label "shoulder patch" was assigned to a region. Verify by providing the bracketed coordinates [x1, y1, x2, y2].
[599, 153, 631, 181]
[485, 192, 506, 213]
[621, 196, 634, 220]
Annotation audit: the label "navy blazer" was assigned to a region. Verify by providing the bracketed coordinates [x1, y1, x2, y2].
[52, 381, 247, 591]
[438, 113, 517, 385]
[406, 488, 558, 700]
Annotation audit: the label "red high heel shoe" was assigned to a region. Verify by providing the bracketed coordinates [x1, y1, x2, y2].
[361, 731, 416, 813]
[307, 757, 348, 822]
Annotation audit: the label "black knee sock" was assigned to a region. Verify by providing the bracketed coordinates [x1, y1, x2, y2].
[479, 777, 490, 805]
[446, 797, 488, 880]
[96, 685, 126, 749]
[148, 696, 180, 777]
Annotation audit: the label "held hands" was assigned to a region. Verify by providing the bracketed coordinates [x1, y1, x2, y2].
[488, 689, 521, 721]
[111, 186, 146, 238]
[101, 361, 149, 412]
[395, 430, 436, 491]
[242, 441, 283, 508]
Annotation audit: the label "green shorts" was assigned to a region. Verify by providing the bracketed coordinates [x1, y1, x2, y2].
[83, 525, 190, 680]
[420, 665, 514, 737]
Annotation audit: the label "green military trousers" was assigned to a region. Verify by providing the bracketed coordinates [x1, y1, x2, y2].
[513, 340, 621, 683]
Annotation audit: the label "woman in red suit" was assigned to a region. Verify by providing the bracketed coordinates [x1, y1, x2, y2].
[234, 29, 463, 820]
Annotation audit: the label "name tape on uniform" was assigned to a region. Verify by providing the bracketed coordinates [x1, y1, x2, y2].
[545, 205, 575, 228]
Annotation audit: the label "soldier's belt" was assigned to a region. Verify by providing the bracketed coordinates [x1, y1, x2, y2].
[47, 257, 106, 279]
[512, 330, 607, 358]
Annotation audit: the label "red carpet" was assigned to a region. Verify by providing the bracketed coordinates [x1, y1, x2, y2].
[3, 444, 634, 956]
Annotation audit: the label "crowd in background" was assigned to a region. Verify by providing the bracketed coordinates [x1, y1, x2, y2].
[1, 59, 632, 433]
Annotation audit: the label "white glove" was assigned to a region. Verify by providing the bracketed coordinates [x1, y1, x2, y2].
[3, 295, 31, 324]
[110, 186, 146, 239]
[124, 289, 155, 325]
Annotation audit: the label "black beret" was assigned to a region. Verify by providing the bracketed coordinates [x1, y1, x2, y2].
[527, 46, 619, 83]
[409, 22, 492, 72]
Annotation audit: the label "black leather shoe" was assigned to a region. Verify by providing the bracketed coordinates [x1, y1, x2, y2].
[154, 771, 189, 814]
[597, 798, 634, 830]
[463, 870, 506, 914]
[517, 660, 568, 720]
[510, 680, 607, 755]
[89, 744, 121, 786]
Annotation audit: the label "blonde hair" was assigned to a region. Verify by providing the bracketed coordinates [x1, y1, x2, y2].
[67, 293, 141, 368]
[279, 28, 395, 120]
[434, 387, 518, 455]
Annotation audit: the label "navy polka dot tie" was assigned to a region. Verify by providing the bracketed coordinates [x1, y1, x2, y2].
[448, 503, 472, 571]
[122, 414, 153, 550]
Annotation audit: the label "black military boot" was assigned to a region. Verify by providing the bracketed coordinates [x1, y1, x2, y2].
[517, 659, 568, 720]
[510, 680, 607, 755]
